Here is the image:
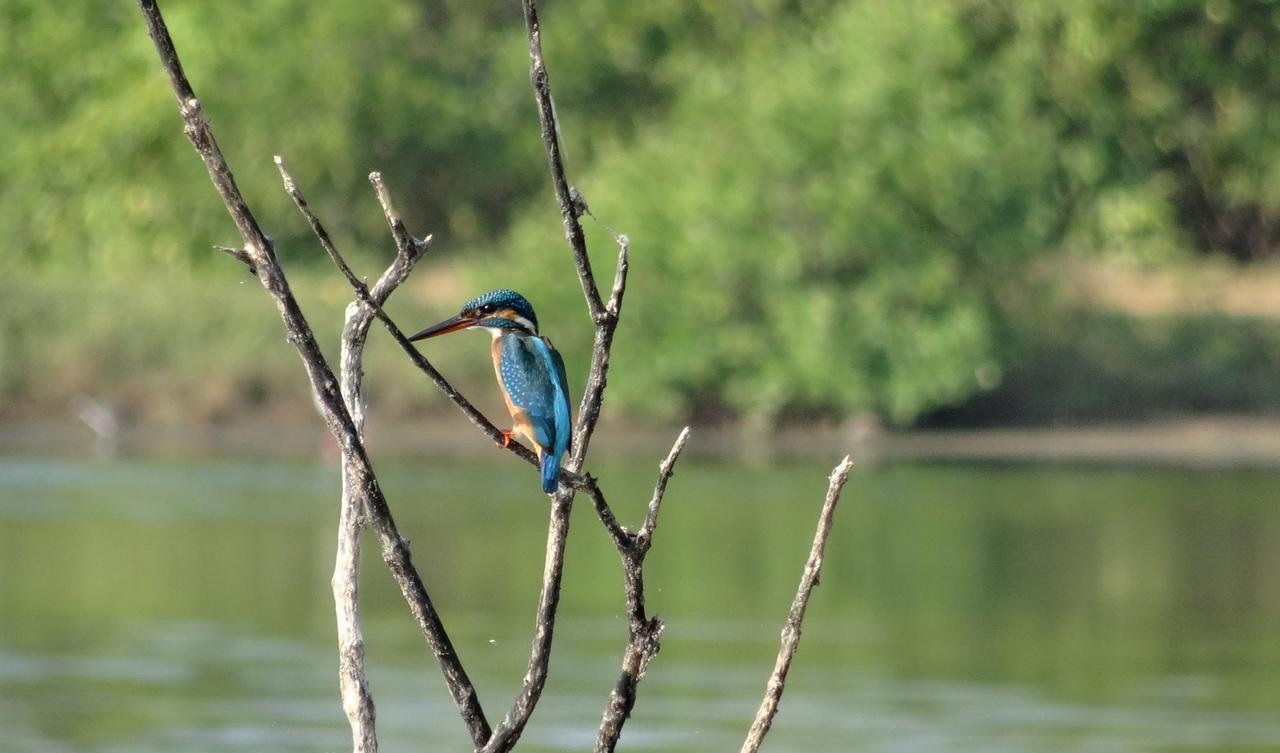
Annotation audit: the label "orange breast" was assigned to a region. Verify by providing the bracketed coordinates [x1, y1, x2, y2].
[491, 337, 541, 456]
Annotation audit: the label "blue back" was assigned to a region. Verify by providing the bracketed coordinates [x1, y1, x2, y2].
[497, 333, 571, 490]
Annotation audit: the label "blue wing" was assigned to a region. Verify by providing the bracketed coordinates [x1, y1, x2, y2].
[498, 334, 572, 457]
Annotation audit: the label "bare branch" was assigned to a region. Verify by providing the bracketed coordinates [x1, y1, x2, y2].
[594, 426, 691, 753]
[276, 156, 374, 300]
[582, 476, 631, 549]
[638, 425, 689, 547]
[568, 237, 627, 469]
[740, 455, 855, 753]
[474, 5, 642, 751]
[136, 2, 489, 746]
[480, 490, 573, 753]
[267, 157, 493, 745]
[332, 211, 433, 753]
[606, 235, 629, 317]
[521, 0, 605, 322]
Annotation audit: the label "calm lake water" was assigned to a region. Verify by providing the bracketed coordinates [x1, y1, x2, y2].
[1, 451, 1279, 752]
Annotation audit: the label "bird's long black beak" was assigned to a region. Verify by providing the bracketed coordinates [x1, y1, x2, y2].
[408, 314, 476, 342]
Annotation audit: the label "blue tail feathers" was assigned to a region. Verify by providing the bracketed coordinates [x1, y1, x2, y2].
[540, 452, 561, 494]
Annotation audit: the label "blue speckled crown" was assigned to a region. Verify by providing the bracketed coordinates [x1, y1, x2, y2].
[462, 289, 539, 333]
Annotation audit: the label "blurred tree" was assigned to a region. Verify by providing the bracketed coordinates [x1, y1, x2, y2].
[489, 1, 1076, 425]
[7, 0, 1280, 427]
[0, 0, 538, 271]
[998, 0, 1280, 262]
[0, 0, 837, 273]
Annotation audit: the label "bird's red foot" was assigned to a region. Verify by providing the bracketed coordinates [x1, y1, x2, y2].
[500, 430, 515, 448]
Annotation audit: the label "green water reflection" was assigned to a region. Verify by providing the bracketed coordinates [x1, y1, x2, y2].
[1, 456, 1278, 752]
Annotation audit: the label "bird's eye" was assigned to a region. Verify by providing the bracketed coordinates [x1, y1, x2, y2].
[480, 303, 497, 314]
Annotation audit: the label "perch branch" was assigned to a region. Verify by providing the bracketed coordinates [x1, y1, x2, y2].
[332, 199, 432, 752]
[520, 0, 631, 468]
[136, 2, 490, 747]
[594, 426, 691, 753]
[740, 455, 855, 753]
[476, 4, 637, 751]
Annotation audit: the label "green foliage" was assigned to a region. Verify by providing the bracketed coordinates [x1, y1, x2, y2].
[8, 0, 1280, 427]
[491, 2, 1071, 424]
[0, 0, 831, 274]
[991, 0, 1280, 261]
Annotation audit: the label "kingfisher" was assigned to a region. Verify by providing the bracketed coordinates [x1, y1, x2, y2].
[409, 289, 572, 494]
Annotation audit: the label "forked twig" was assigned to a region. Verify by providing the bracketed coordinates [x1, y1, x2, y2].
[594, 427, 691, 753]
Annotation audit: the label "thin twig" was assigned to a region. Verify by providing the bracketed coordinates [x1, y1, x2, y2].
[213, 244, 256, 272]
[636, 424, 687, 551]
[136, 2, 490, 746]
[582, 476, 630, 548]
[740, 456, 855, 753]
[594, 427, 691, 753]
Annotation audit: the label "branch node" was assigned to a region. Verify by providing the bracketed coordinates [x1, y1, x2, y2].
[569, 186, 589, 219]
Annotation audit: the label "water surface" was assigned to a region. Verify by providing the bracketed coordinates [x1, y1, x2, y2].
[2, 454, 1278, 752]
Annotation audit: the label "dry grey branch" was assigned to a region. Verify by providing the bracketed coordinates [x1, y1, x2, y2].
[268, 156, 495, 745]
[740, 455, 855, 753]
[479, 489, 572, 753]
[369, 172, 431, 259]
[582, 476, 629, 547]
[594, 426, 690, 753]
[136, 2, 489, 746]
[332, 204, 432, 753]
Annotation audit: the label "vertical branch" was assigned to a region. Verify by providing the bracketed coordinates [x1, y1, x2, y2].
[740, 456, 855, 753]
[332, 183, 432, 752]
[520, 0, 629, 468]
[477, 4, 632, 752]
[570, 236, 628, 468]
[479, 490, 573, 753]
[521, 0, 604, 322]
[136, 2, 490, 747]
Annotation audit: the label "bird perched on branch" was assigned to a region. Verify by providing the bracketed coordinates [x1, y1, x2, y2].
[409, 289, 571, 494]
